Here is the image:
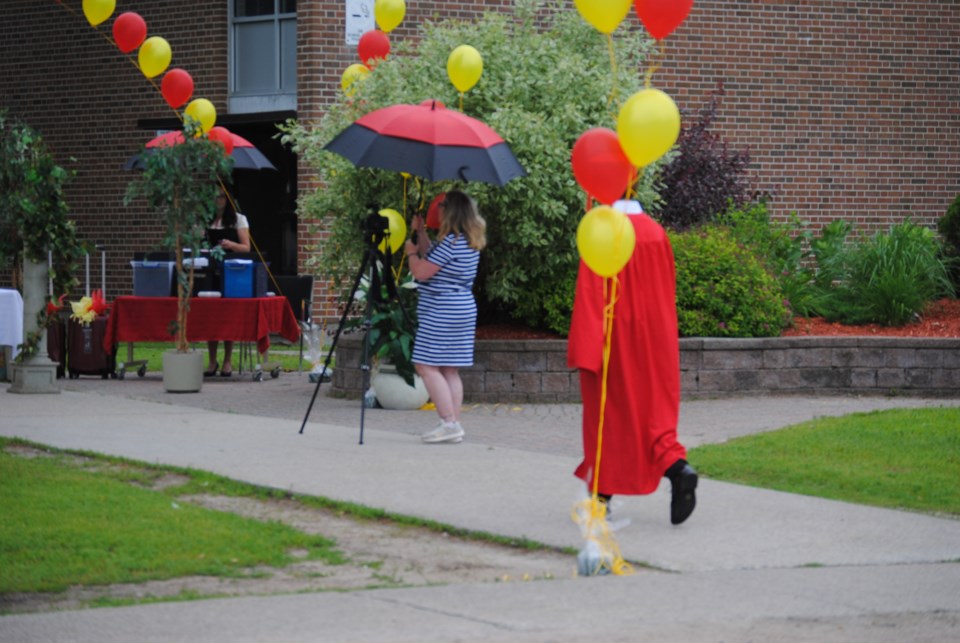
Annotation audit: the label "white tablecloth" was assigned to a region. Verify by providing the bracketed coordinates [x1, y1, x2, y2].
[0, 288, 25, 359]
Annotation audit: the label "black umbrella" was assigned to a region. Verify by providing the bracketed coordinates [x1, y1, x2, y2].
[324, 99, 526, 185]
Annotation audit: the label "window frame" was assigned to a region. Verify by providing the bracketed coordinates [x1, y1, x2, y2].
[228, 0, 296, 113]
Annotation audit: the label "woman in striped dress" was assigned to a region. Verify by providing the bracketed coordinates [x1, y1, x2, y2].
[404, 190, 486, 444]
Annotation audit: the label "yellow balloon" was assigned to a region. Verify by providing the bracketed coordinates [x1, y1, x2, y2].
[341, 63, 371, 96]
[375, 0, 406, 33]
[574, 0, 631, 35]
[82, 0, 116, 27]
[617, 88, 681, 168]
[184, 99, 217, 134]
[576, 205, 636, 278]
[138, 36, 172, 79]
[377, 209, 407, 255]
[447, 45, 483, 93]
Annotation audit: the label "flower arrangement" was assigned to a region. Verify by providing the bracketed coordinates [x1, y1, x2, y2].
[69, 289, 108, 326]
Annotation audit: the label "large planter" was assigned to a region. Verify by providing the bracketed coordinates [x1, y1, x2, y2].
[162, 350, 203, 393]
[371, 364, 429, 410]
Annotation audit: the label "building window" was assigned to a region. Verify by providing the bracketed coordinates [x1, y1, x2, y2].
[230, 0, 296, 113]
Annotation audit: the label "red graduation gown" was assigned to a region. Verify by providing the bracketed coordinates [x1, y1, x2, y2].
[568, 213, 686, 495]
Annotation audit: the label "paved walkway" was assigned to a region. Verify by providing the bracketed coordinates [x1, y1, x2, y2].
[2, 374, 959, 641]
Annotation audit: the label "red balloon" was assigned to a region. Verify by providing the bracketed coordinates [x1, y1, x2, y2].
[571, 128, 634, 205]
[160, 68, 194, 109]
[208, 127, 235, 156]
[426, 193, 445, 229]
[633, 0, 695, 40]
[113, 12, 147, 54]
[358, 30, 391, 67]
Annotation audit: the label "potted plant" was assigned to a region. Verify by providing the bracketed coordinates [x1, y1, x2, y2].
[352, 268, 429, 409]
[0, 110, 81, 393]
[125, 118, 233, 392]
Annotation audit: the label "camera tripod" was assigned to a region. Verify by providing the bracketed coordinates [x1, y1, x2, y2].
[299, 209, 411, 444]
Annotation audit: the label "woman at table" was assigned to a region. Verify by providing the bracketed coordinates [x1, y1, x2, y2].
[204, 188, 251, 377]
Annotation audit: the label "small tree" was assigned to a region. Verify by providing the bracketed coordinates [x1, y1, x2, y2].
[0, 109, 81, 359]
[124, 119, 233, 352]
[652, 84, 753, 231]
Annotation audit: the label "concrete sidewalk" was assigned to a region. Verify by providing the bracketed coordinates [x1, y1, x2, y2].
[2, 380, 959, 641]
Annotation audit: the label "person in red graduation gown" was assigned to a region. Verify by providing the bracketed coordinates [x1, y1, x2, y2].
[568, 201, 698, 525]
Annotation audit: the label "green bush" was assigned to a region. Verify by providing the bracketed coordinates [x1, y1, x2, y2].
[786, 220, 954, 327]
[281, 1, 662, 335]
[937, 193, 960, 289]
[838, 221, 954, 326]
[670, 226, 789, 337]
[714, 202, 816, 317]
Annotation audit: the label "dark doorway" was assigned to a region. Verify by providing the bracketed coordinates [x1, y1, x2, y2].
[227, 119, 298, 276]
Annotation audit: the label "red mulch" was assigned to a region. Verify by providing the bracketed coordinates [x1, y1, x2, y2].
[781, 298, 960, 338]
[477, 299, 960, 339]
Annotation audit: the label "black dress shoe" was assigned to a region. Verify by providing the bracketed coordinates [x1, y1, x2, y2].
[667, 462, 698, 525]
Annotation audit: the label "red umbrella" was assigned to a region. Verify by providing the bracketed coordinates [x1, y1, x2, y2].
[124, 130, 276, 171]
[324, 99, 526, 185]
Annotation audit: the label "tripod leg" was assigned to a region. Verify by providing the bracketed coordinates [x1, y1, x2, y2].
[299, 250, 371, 435]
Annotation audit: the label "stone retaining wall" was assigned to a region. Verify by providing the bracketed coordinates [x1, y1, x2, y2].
[332, 335, 960, 402]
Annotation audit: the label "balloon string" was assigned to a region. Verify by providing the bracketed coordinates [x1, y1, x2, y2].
[458, 92, 464, 112]
[645, 40, 666, 89]
[606, 34, 619, 108]
[591, 276, 619, 499]
[56, 1, 185, 123]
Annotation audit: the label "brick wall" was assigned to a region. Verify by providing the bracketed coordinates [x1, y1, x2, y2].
[656, 0, 960, 234]
[2, 1, 958, 322]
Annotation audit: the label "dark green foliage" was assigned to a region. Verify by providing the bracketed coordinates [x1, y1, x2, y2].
[670, 227, 789, 337]
[838, 222, 954, 325]
[714, 202, 815, 317]
[0, 110, 83, 358]
[0, 111, 81, 295]
[652, 86, 753, 231]
[937, 193, 960, 288]
[786, 220, 954, 326]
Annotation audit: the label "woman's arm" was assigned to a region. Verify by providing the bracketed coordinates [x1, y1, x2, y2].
[404, 236, 441, 281]
[222, 227, 251, 252]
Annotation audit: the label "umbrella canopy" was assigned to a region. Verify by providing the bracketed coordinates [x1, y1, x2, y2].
[124, 131, 277, 171]
[324, 100, 526, 186]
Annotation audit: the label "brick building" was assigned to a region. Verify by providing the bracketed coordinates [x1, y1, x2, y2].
[1, 1, 957, 322]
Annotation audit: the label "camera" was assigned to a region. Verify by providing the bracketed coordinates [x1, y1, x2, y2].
[360, 203, 388, 246]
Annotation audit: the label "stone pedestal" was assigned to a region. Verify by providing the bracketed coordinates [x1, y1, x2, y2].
[8, 255, 58, 394]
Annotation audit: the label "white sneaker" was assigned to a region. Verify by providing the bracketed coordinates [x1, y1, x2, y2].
[421, 421, 464, 444]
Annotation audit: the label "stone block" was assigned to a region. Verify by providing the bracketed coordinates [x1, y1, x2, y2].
[513, 372, 542, 393]
[877, 368, 906, 388]
[487, 351, 518, 372]
[542, 372, 571, 393]
[485, 372, 515, 393]
[850, 368, 878, 388]
[701, 350, 763, 370]
[517, 351, 547, 372]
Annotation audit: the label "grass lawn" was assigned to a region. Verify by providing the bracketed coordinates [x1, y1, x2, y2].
[116, 341, 328, 375]
[689, 406, 960, 516]
[0, 442, 344, 594]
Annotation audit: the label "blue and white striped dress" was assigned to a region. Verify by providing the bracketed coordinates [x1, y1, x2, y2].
[412, 233, 480, 367]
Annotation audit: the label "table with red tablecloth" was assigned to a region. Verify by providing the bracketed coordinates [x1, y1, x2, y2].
[104, 296, 300, 356]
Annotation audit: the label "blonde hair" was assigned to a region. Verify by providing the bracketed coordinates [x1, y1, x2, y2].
[438, 190, 486, 251]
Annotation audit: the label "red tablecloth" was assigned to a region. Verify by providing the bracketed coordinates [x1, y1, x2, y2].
[104, 296, 300, 355]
